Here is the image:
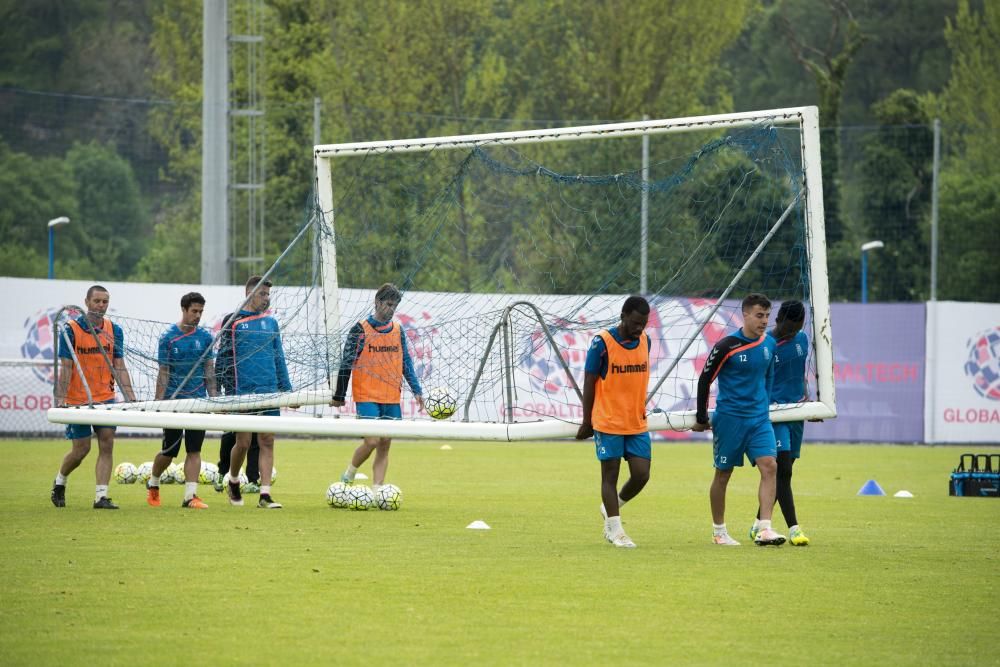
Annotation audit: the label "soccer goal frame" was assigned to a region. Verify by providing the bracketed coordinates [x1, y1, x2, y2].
[48, 105, 836, 440]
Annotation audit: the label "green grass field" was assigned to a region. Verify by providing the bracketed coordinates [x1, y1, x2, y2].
[2, 438, 998, 666]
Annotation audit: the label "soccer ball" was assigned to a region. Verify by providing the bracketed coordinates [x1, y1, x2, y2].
[239, 469, 258, 494]
[375, 484, 403, 511]
[169, 462, 185, 484]
[159, 464, 176, 484]
[198, 462, 220, 485]
[223, 471, 249, 491]
[136, 462, 154, 485]
[113, 462, 137, 484]
[345, 485, 375, 511]
[326, 482, 350, 508]
[425, 386, 458, 420]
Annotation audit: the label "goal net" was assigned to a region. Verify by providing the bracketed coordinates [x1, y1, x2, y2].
[48, 106, 835, 440]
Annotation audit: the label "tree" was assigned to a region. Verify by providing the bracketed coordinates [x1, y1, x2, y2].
[131, 200, 201, 284]
[776, 0, 867, 248]
[724, 0, 956, 125]
[856, 90, 933, 301]
[933, 0, 1000, 301]
[67, 142, 149, 279]
[0, 136, 80, 278]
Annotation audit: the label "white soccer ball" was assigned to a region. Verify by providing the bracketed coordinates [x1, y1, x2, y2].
[198, 462, 219, 485]
[238, 469, 258, 494]
[425, 386, 458, 420]
[136, 462, 154, 485]
[375, 484, 403, 511]
[345, 485, 375, 511]
[169, 462, 185, 484]
[160, 464, 176, 484]
[326, 482, 350, 508]
[113, 462, 137, 484]
[223, 471, 249, 491]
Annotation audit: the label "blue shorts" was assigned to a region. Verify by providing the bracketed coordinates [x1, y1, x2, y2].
[64, 400, 117, 440]
[711, 412, 776, 470]
[773, 421, 804, 459]
[357, 402, 402, 420]
[594, 430, 651, 461]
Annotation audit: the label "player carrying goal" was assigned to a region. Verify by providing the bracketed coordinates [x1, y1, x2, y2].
[50, 285, 136, 509]
[146, 292, 217, 510]
[693, 293, 786, 547]
[223, 276, 291, 509]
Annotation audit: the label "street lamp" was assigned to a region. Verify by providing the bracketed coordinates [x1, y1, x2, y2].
[860, 240, 884, 304]
[47, 216, 71, 279]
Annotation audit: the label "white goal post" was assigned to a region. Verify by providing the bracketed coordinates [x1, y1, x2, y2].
[48, 105, 835, 440]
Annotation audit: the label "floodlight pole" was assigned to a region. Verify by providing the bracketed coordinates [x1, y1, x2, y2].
[47, 216, 70, 279]
[860, 240, 884, 304]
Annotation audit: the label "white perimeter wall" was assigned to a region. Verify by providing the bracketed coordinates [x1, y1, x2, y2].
[925, 301, 1000, 443]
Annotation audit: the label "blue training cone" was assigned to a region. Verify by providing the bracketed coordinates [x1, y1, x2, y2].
[857, 479, 886, 496]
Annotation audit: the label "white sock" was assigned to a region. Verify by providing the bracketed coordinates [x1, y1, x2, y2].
[713, 523, 727, 536]
[604, 516, 622, 535]
[95, 485, 108, 502]
[261, 485, 271, 496]
[752, 518, 761, 530]
[789, 524, 799, 532]
[617, 495, 628, 509]
[345, 465, 357, 480]
[184, 482, 197, 500]
[373, 484, 383, 493]
[758, 519, 772, 531]
[149, 475, 160, 488]
[55, 473, 67, 486]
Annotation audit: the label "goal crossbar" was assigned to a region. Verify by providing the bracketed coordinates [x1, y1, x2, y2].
[315, 107, 815, 157]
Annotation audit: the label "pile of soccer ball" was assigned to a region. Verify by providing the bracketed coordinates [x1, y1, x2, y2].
[326, 482, 402, 511]
[114, 461, 275, 494]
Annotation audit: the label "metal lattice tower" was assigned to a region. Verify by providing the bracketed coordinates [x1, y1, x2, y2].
[228, 0, 266, 280]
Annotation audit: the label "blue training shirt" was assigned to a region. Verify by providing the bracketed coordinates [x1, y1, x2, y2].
[584, 326, 652, 379]
[158, 324, 215, 399]
[770, 329, 809, 404]
[227, 309, 292, 395]
[696, 329, 775, 422]
[58, 315, 125, 360]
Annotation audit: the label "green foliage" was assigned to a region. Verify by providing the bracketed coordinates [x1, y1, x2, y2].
[0, 137, 148, 280]
[0, 137, 78, 277]
[130, 200, 201, 284]
[937, 168, 1000, 302]
[725, 0, 956, 125]
[2, 438, 998, 664]
[66, 142, 149, 279]
[3, 0, 996, 303]
[855, 90, 933, 301]
[933, 0, 1000, 300]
